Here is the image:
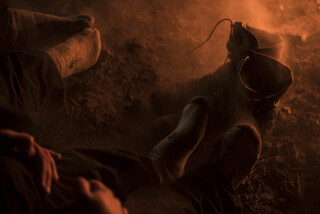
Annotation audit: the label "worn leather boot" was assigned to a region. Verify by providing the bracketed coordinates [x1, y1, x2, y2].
[226, 23, 293, 130]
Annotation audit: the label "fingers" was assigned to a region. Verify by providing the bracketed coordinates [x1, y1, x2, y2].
[122, 207, 129, 214]
[90, 180, 109, 193]
[43, 147, 62, 160]
[77, 177, 91, 197]
[0, 129, 61, 195]
[44, 148, 61, 183]
[18, 133, 36, 156]
[41, 148, 59, 183]
[45, 161, 52, 194]
[77, 178, 111, 195]
[48, 150, 62, 160]
[76, 177, 129, 214]
[34, 144, 60, 194]
[35, 145, 50, 194]
[50, 154, 59, 182]
[0, 129, 36, 156]
[47, 149, 59, 183]
[0, 129, 61, 159]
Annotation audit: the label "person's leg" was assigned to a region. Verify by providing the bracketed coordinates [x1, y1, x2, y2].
[0, 2, 101, 131]
[48, 96, 210, 202]
[148, 96, 210, 182]
[0, 1, 101, 78]
[0, 1, 94, 51]
[0, 50, 65, 132]
[45, 27, 101, 78]
[17, 96, 209, 214]
[211, 124, 261, 188]
[124, 124, 261, 214]
[0, 25, 101, 131]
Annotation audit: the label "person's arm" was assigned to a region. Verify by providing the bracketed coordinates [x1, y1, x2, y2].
[0, 129, 61, 194]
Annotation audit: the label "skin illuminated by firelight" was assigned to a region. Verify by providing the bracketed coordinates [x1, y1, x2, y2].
[78, 178, 129, 214]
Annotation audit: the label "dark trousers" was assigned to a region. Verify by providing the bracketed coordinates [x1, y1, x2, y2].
[0, 149, 241, 214]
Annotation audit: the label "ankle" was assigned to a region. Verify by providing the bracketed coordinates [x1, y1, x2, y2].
[149, 96, 210, 182]
[45, 27, 101, 78]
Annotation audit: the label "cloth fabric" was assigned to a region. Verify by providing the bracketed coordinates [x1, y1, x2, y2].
[0, 1, 10, 46]
[0, 149, 160, 214]
[46, 149, 160, 208]
[0, 1, 64, 134]
[0, 156, 43, 214]
[0, 150, 241, 214]
[0, 1, 16, 49]
[125, 164, 242, 214]
[0, 50, 64, 134]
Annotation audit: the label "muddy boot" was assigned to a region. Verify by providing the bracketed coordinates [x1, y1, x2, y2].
[148, 96, 210, 182]
[2, 2, 94, 50]
[46, 27, 101, 78]
[209, 124, 261, 188]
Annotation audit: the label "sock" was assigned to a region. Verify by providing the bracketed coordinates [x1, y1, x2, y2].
[149, 96, 210, 182]
[46, 27, 101, 78]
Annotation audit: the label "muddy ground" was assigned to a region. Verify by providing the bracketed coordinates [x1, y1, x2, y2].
[7, 0, 320, 213]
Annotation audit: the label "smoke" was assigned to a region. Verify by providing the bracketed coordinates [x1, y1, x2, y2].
[75, 0, 319, 83]
[78, 0, 244, 83]
[78, 0, 231, 83]
[8, 0, 320, 83]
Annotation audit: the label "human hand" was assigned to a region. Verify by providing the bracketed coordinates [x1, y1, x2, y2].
[0, 129, 61, 194]
[77, 177, 129, 214]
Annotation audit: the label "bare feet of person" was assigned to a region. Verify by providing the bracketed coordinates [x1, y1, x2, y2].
[46, 27, 101, 78]
[149, 96, 210, 182]
[7, 8, 94, 50]
[210, 124, 261, 188]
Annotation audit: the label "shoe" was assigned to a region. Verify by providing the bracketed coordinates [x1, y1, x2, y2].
[225, 22, 293, 130]
[226, 22, 284, 61]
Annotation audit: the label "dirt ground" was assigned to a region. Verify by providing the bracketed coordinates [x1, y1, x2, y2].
[7, 0, 320, 213]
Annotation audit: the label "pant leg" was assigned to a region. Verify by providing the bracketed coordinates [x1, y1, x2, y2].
[0, 1, 16, 49]
[0, 148, 161, 214]
[0, 50, 64, 133]
[0, 156, 43, 214]
[125, 164, 242, 214]
[0, 2, 64, 131]
[41, 148, 160, 213]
